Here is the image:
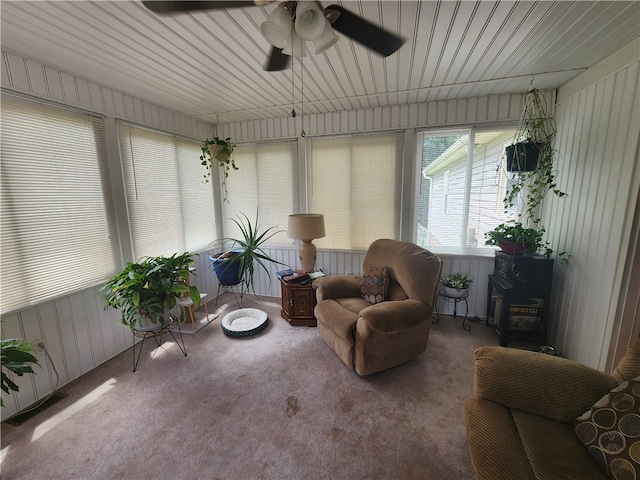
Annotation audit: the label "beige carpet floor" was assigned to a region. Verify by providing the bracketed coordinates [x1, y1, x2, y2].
[1, 293, 499, 480]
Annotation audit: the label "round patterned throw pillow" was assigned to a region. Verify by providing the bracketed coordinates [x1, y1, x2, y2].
[360, 267, 389, 305]
[574, 377, 640, 479]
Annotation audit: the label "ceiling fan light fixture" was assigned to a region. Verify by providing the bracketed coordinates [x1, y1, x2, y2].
[313, 18, 339, 54]
[282, 30, 306, 57]
[294, 1, 326, 40]
[260, 4, 291, 48]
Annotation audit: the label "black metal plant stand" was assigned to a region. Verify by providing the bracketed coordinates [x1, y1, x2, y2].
[131, 314, 187, 372]
[432, 291, 471, 331]
[215, 281, 244, 308]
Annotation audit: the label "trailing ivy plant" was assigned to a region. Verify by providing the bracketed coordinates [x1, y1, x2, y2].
[487, 88, 568, 260]
[504, 88, 567, 225]
[200, 137, 238, 202]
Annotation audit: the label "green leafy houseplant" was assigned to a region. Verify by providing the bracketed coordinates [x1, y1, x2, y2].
[102, 252, 201, 332]
[440, 273, 473, 291]
[504, 88, 567, 224]
[1, 338, 40, 406]
[488, 88, 568, 259]
[211, 212, 286, 298]
[485, 222, 545, 255]
[200, 137, 238, 202]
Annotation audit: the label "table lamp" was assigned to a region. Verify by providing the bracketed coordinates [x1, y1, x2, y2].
[287, 213, 325, 272]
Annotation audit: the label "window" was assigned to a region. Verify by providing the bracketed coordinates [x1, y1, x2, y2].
[117, 122, 216, 258]
[222, 140, 297, 246]
[1, 93, 118, 313]
[307, 132, 403, 250]
[416, 127, 517, 253]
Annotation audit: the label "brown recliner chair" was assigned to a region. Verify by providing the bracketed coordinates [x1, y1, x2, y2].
[312, 239, 442, 376]
[463, 340, 640, 479]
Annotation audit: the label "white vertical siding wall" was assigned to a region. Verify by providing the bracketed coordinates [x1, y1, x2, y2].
[547, 58, 640, 369]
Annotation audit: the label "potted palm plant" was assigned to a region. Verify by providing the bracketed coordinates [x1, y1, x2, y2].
[102, 252, 201, 332]
[210, 212, 287, 298]
[200, 137, 237, 202]
[1, 337, 40, 406]
[440, 273, 473, 298]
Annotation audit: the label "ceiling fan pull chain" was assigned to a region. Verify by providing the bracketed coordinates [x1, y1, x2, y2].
[300, 54, 306, 137]
[291, 26, 297, 118]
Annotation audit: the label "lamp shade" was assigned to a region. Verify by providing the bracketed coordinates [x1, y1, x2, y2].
[260, 4, 292, 49]
[287, 214, 325, 240]
[294, 1, 326, 40]
[313, 18, 339, 54]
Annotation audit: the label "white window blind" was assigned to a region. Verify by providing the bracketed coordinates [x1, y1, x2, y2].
[1, 93, 118, 313]
[417, 128, 517, 252]
[222, 140, 297, 246]
[308, 132, 403, 250]
[117, 122, 216, 259]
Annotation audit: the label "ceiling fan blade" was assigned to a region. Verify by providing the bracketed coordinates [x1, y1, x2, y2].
[264, 47, 290, 72]
[325, 5, 405, 57]
[142, 1, 261, 14]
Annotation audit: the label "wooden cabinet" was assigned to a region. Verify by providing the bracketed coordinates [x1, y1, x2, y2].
[486, 253, 553, 347]
[280, 279, 317, 327]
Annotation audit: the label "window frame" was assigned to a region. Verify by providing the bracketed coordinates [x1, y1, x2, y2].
[1, 92, 119, 314]
[413, 124, 519, 256]
[305, 130, 405, 251]
[116, 120, 217, 260]
[220, 138, 299, 248]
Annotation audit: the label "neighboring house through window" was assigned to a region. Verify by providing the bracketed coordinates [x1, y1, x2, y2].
[416, 127, 517, 253]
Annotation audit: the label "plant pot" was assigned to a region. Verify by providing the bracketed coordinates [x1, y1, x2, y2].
[498, 241, 532, 255]
[506, 142, 541, 172]
[441, 286, 469, 298]
[135, 308, 172, 332]
[213, 145, 229, 164]
[210, 252, 243, 286]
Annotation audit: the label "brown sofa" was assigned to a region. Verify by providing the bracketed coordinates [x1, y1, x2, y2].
[463, 340, 640, 480]
[312, 239, 442, 376]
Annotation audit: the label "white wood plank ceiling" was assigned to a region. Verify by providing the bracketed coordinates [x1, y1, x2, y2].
[2, 1, 638, 124]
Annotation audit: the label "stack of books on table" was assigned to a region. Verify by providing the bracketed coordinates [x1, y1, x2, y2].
[276, 269, 326, 284]
[276, 269, 310, 284]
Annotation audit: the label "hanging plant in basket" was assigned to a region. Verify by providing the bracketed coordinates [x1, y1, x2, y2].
[200, 137, 238, 202]
[490, 88, 568, 261]
[506, 87, 556, 174]
[506, 141, 541, 172]
[504, 89, 567, 224]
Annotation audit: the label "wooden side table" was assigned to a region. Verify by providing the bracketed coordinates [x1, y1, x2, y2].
[279, 279, 317, 327]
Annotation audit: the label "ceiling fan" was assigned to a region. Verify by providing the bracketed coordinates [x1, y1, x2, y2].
[141, 1, 406, 71]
